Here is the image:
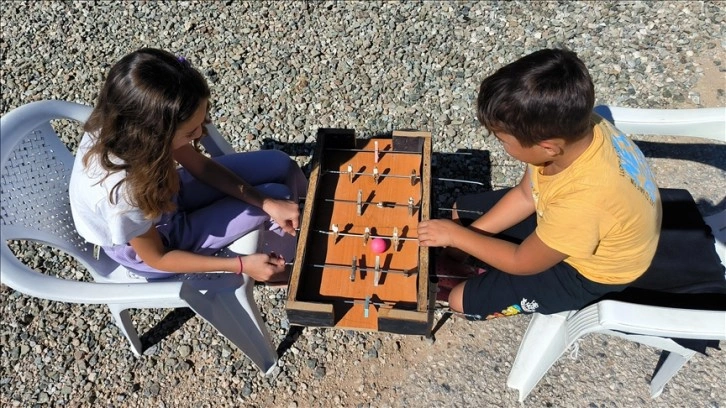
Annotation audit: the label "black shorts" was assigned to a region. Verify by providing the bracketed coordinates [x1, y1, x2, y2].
[454, 189, 628, 320]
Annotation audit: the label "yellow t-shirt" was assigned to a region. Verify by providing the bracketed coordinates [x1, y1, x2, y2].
[530, 115, 662, 284]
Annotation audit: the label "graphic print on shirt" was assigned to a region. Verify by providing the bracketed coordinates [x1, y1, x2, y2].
[611, 133, 657, 204]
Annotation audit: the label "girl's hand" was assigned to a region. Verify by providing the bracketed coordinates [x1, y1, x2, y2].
[417, 219, 461, 248]
[263, 198, 300, 236]
[239, 253, 287, 282]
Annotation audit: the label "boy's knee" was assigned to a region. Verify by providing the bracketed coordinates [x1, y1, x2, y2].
[448, 282, 466, 313]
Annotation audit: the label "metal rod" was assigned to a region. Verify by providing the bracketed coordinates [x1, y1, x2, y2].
[432, 177, 485, 186]
[323, 198, 420, 209]
[325, 169, 484, 187]
[341, 299, 483, 320]
[436, 208, 484, 215]
[325, 147, 419, 155]
[284, 261, 469, 280]
[324, 169, 417, 180]
[307, 263, 416, 276]
[432, 306, 483, 320]
[312, 229, 418, 241]
[433, 274, 474, 279]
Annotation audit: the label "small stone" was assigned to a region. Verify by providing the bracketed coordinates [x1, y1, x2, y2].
[313, 367, 326, 378]
[37, 392, 49, 403]
[241, 382, 253, 398]
[178, 345, 191, 358]
[145, 382, 161, 397]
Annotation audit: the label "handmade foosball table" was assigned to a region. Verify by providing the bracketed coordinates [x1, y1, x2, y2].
[286, 128, 434, 335]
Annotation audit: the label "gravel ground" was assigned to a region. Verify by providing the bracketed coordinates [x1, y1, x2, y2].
[1, 1, 725, 407]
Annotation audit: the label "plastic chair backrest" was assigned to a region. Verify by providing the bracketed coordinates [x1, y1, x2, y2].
[594, 105, 726, 142]
[0, 101, 121, 283]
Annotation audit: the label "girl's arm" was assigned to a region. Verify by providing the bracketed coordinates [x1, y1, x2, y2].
[173, 144, 300, 235]
[129, 226, 287, 282]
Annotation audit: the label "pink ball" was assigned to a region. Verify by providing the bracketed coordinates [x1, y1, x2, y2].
[370, 238, 388, 254]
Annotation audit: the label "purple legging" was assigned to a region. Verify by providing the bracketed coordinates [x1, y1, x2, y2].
[103, 150, 308, 279]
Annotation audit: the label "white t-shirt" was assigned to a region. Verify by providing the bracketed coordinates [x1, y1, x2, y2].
[69, 132, 158, 246]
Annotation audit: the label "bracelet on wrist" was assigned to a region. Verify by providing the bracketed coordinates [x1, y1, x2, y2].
[236, 255, 244, 275]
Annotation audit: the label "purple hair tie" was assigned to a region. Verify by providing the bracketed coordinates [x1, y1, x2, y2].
[177, 56, 187, 64]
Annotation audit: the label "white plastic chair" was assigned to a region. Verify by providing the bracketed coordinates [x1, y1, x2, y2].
[0, 100, 280, 374]
[507, 106, 726, 401]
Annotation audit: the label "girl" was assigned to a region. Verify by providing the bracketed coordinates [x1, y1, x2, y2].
[69, 48, 308, 282]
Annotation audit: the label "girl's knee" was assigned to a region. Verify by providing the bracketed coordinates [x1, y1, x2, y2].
[258, 183, 291, 200]
[262, 150, 295, 169]
[258, 151, 300, 181]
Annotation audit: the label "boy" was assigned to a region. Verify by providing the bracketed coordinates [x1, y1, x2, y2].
[418, 48, 662, 319]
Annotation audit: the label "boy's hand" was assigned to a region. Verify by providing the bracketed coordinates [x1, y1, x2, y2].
[417, 219, 461, 248]
[240, 253, 288, 282]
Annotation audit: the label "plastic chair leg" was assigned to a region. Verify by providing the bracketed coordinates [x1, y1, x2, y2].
[233, 277, 278, 374]
[180, 278, 278, 374]
[649, 349, 696, 398]
[108, 304, 143, 356]
[506, 312, 572, 402]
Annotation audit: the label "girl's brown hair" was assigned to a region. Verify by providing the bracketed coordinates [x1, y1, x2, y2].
[83, 48, 210, 219]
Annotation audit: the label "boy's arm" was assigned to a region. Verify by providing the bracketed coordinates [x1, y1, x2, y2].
[467, 169, 535, 235]
[456, 227, 566, 275]
[172, 144, 300, 235]
[419, 168, 566, 274]
[419, 221, 567, 275]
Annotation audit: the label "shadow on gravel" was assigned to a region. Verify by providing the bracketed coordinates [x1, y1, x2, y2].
[636, 139, 726, 210]
[430, 312, 453, 338]
[277, 325, 305, 357]
[633, 140, 726, 173]
[634, 139, 726, 215]
[431, 149, 492, 213]
[139, 308, 196, 351]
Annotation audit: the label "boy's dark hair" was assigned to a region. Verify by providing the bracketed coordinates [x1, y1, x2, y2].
[477, 48, 595, 147]
[84, 48, 211, 218]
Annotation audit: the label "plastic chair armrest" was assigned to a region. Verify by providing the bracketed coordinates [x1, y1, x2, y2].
[598, 300, 726, 340]
[1, 247, 183, 304]
[201, 124, 236, 157]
